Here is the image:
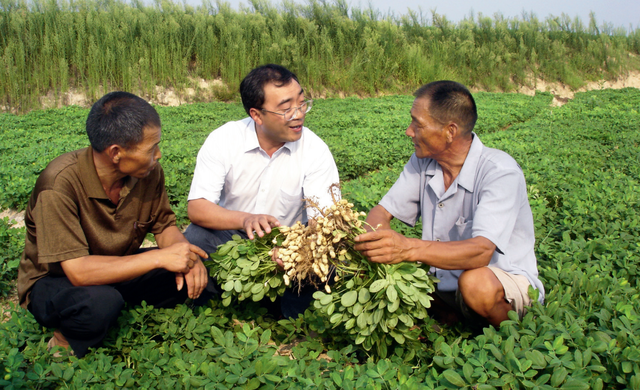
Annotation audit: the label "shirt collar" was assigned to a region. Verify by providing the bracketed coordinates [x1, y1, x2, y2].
[78, 146, 138, 201]
[79, 147, 108, 199]
[424, 132, 483, 193]
[456, 132, 483, 192]
[243, 117, 295, 154]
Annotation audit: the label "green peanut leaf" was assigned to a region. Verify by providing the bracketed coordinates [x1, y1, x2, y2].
[387, 298, 400, 313]
[550, 367, 567, 387]
[386, 286, 398, 302]
[341, 291, 358, 307]
[320, 294, 333, 306]
[358, 288, 371, 304]
[330, 313, 344, 324]
[369, 279, 388, 293]
[250, 283, 263, 294]
[442, 369, 466, 387]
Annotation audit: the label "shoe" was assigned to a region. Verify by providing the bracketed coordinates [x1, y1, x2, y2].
[47, 330, 74, 357]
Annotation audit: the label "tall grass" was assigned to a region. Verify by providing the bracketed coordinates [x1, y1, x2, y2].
[0, 0, 638, 112]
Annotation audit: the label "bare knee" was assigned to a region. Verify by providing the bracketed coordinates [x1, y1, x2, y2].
[458, 268, 507, 319]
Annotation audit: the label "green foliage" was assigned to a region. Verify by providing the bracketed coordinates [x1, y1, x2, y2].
[1, 89, 640, 388]
[0, 0, 637, 112]
[0, 218, 24, 296]
[313, 262, 437, 359]
[206, 232, 286, 305]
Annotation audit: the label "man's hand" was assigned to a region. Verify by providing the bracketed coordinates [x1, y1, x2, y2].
[354, 229, 411, 264]
[176, 259, 209, 299]
[270, 247, 284, 269]
[243, 214, 280, 240]
[156, 242, 209, 297]
[157, 242, 207, 273]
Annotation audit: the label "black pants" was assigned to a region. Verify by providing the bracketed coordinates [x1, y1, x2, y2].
[28, 268, 213, 357]
[183, 223, 316, 319]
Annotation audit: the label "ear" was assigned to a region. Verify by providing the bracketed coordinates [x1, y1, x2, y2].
[249, 107, 264, 125]
[445, 122, 459, 143]
[106, 144, 123, 164]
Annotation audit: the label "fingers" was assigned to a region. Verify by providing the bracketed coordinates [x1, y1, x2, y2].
[270, 247, 284, 269]
[184, 261, 208, 299]
[189, 244, 208, 259]
[175, 272, 184, 291]
[354, 230, 381, 243]
[244, 215, 280, 240]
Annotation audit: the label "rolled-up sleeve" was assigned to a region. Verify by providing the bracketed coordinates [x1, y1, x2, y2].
[378, 154, 422, 227]
[149, 166, 177, 235]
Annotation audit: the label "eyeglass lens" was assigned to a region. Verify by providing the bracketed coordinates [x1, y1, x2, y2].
[285, 101, 312, 121]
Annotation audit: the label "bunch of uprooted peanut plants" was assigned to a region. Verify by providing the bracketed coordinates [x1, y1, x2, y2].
[205, 184, 438, 357]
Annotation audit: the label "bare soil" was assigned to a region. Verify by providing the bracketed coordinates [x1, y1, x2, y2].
[516, 71, 640, 106]
[24, 72, 640, 112]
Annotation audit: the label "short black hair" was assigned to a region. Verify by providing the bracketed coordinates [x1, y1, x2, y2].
[239, 64, 299, 115]
[414, 81, 477, 135]
[86, 91, 161, 152]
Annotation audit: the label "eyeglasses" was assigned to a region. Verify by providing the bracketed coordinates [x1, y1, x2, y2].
[261, 100, 313, 121]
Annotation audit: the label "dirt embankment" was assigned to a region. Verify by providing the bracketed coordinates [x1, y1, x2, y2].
[28, 71, 640, 111]
[516, 71, 640, 106]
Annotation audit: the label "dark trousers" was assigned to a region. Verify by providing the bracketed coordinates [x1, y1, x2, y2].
[28, 267, 212, 357]
[184, 223, 315, 319]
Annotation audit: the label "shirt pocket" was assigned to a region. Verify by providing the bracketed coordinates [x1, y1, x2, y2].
[278, 189, 305, 224]
[453, 216, 473, 241]
[133, 216, 154, 245]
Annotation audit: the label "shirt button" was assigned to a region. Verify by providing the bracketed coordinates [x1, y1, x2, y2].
[435, 238, 441, 242]
[438, 203, 444, 208]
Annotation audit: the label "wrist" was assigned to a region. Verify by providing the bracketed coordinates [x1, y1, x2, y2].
[405, 236, 426, 263]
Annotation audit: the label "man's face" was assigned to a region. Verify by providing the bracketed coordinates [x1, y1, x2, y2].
[117, 125, 162, 178]
[253, 80, 306, 146]
[405, 98, 450, 160]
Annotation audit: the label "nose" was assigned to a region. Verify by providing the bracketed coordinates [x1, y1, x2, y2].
[405, 126, 414, 138]
[289, 106, 303, 121]
[155, 147, 162, 161]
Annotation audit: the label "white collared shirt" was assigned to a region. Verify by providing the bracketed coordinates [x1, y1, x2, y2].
[380, 133, 544, 302]
[188, 117, 340, 227]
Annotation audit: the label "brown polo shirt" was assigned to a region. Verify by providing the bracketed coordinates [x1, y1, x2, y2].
[17, 147, 176, 307]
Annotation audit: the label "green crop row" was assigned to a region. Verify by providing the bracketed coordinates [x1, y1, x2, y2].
[1, 89, 639, 388]
[1, 0, 638, 112]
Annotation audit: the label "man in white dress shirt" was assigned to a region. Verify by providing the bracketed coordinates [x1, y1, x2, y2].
[184, 64, 340, 317]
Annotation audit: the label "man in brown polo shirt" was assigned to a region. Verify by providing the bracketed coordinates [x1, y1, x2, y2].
[17, 91, 210, 357]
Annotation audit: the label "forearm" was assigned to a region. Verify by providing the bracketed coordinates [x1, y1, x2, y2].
[155, 225, 188, 249]
[365, 205, 393, 231]
[61, 251, 160, 286]
[405, 236, 496, 270]
[188, 199, 252, 230]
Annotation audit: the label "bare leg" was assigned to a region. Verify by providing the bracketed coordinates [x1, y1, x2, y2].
[458, 268, 512, 327]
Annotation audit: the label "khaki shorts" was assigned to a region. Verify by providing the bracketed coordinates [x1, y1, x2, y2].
[436, 266, 532, 323]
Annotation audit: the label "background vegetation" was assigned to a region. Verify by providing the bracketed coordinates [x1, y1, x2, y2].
[1, 89, 639, 388]
[1, 0, 639, 112]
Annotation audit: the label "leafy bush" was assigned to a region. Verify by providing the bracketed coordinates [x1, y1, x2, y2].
[0, 218, 24, 296]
